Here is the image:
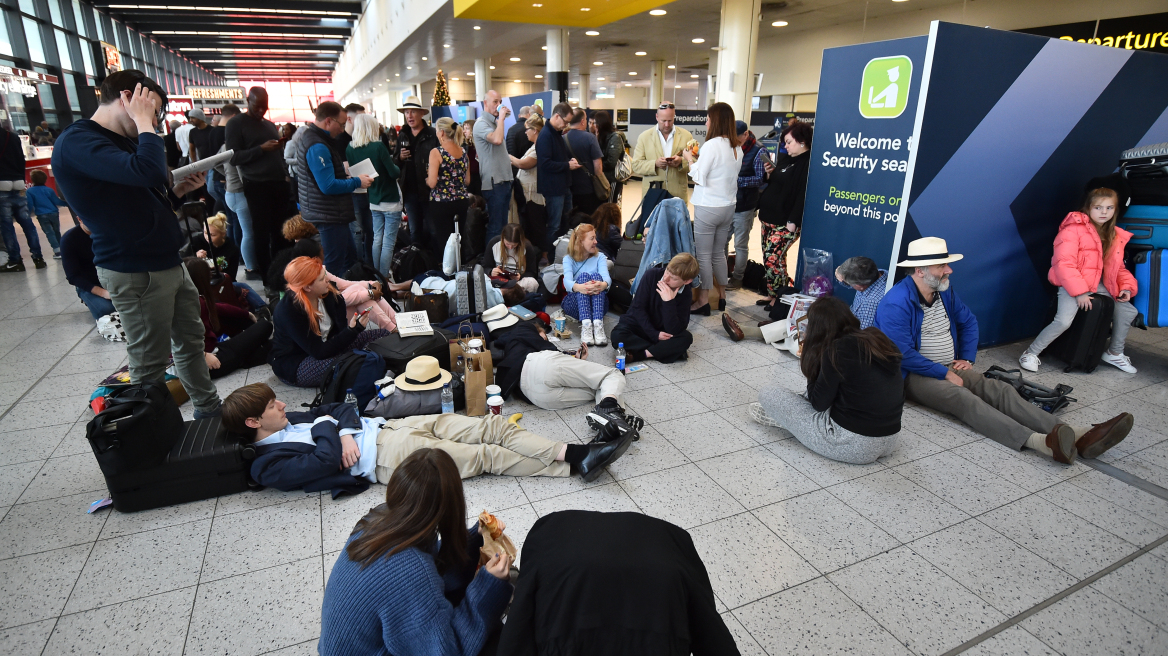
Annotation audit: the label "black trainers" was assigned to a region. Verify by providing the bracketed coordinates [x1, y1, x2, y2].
[32, 257, 46, 269]
[0, 260, 25, 272]
[586, 403, 643, 442]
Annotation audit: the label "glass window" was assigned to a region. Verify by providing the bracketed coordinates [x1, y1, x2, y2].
[71, 0, 86, 37]
[23, 18, 46, 62]
[126, 27, 136, 57]
[63, 72, 79, 110]
[47, 0, 64, 28]
[0, 11, 12, 57]
[78, 38, 92, 75]
[54, 29, 71, 70]
[92, 8, 103, 41]
[37, 83, 55, 110]
[111, 19, 121, 50]
[18, 0, 35, 17]
[7, 91, 28, 132]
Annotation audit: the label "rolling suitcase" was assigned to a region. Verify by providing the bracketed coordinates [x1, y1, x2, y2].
[1132, 248, 1168, 328]
[1119, 142, 1168, 206]
[1047, 293, 1114, 373]
[1119, 205, 1168, 249]
[101, 417, 257, 513]
[613, 237, 645, 287]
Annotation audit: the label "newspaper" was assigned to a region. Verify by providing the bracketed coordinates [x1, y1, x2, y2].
[348, 157, 377, 194]
[172, 149, 234, 181]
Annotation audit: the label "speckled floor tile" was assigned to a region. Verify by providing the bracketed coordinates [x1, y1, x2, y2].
[619, 463, 744, 529]
[960, 626, 1059, 656]
[0, 423, 71, 466]
[516, 464, 613, 502]
[17, 453, 107, 504]
[0, 544, 90, 629]
[951, 438, 1088, 492]
[201, 496, 322, 582]
[1037, 481, 1167, 547]
[0, 491, 107, 559]
[604, 425, 692, 480]
[46, 587, 195, 656]
[715, 403, 793, 445]
[720, 611, 766, 656]
[99, 497, 217, 540]
[622, 383, 709, 424]
[530, 481, 641, 517]
[0, 460, 45, 507]
[766, 437, 887, 487]
[676, 372, 761, 410]
[688, 513, 818, 609]
[320, 489, 383, 554]
[895, 451, 1029, 515]
[0, 619, 56, 655]
[696, 445, 819, 509]
[827, 469, 969, 542]
[657, 411, 759, 461]
[754, 488, 900, 574]
[1089, 552, 1168, 631]
[212, 487, 320, 517]
[1021, 587, 1168, 656]
[1067, 470, 1168, 526]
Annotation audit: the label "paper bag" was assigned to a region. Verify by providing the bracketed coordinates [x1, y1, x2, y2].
[477, 511, 518, 567]
[448, 324, 494, 416]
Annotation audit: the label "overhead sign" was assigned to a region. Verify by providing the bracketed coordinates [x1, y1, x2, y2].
[99, 41, 121, 77]
[165, 96, 194, 127]
[187, 86, 246, 102]
[0, 65, 57, 97]
[1016, 12, 1168, 55]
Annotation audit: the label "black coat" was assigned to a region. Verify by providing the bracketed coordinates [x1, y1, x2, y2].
[492, 322, 558, 400]
[756, 150, 810, 229]
[497, 510, 740, 656]
[268, 291, 365, 384]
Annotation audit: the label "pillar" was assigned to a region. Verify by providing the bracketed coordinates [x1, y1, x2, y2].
[578, 73, 590, 105]
[474, 58, 489, 100]
[649, 60, 665, 109]
[546, 28, 569, 103]
[714, 0, 762, 122]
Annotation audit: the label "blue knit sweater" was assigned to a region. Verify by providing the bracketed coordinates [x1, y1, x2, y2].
[319, 533, 512, 656]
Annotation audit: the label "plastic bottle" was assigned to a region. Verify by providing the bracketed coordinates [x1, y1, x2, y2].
[615, 343, 626, 373]
[441, 383, 455, 414]
[344, 388, 359, 414]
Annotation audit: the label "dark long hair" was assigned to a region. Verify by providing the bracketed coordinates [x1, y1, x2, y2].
[591, 202, 621, 239]
[594, 110, 615, 139]
[800, 296, 901, 382]
[184, 257, 220, 333]
[706, 102, 739, 149]
[346, 449, 468, 574]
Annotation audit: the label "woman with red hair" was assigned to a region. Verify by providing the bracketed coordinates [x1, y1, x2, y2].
[268, 256, 391, 387]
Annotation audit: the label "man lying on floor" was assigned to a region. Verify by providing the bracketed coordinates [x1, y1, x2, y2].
[221, 382, 632, 493]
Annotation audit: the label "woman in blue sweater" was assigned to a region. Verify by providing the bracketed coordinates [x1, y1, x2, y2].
[562, 223, 611, 346]
[320, 448, 513, 656]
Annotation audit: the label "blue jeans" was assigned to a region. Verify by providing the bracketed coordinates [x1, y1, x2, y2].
[403, 193, 428, 249]
[35, 213, 61, 252]
[0, 189, 40, 260]
[371, 209, 402, 279]
[483, 181, 512, 242]
[543, 193, 572, 253]
[351, 194, 374, 265]
[316, 222, 357, 277]
[76, 286, 116, 321]
[232, 282, 268, 311]
[224, 190, 256, 271]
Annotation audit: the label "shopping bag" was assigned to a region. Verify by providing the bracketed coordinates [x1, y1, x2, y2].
[801, 248, 835, 297]
[477, 511, 518, 567]
[448, 321, 494, 416]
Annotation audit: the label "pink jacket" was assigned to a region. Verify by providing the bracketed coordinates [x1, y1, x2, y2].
[1048, 212, 1137, 299]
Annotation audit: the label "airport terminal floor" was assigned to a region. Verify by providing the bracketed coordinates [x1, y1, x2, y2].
[1, 209, 1168, 655]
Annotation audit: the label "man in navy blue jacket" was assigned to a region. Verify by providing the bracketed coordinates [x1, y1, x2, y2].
[53, 70, 220, 418]
[874, 237, 1131, 464]
[535, 102, 581, 253]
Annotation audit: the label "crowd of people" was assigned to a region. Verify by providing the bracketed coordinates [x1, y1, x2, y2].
[23, 68, 1150, 656]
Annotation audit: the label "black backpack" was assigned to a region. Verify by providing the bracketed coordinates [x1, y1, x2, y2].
[742, 260, 767, 294]
[308, 349, 388, 411]
[982, 366, 1076, 414]
[87, 380, 184, 476]
[391, 244, 438, 283]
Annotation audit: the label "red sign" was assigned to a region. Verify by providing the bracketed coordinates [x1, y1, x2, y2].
[165, 95, 194, 128]
[0, 66, 58, 85]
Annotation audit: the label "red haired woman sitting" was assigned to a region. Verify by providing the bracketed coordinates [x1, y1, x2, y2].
[268, 256, 391, 387]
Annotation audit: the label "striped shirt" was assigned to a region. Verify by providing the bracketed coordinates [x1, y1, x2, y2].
[917, 295, 955, 365]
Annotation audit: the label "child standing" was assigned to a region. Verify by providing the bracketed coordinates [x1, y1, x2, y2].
[1021, 187, 1139, 374]
[26, 169, 68, 259]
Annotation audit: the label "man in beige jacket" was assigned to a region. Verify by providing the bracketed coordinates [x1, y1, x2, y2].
[631, 102, 694, 200]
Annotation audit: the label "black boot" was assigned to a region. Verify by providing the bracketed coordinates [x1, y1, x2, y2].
[32, 257, 46, 269]
[576, 432, 634, 482]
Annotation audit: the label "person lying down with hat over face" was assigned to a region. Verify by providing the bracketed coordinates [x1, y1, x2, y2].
[221, 361, 635, 494]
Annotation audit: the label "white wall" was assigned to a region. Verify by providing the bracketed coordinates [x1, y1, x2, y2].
[755, 0, 1168, 96]
[333, 0, 445, 102]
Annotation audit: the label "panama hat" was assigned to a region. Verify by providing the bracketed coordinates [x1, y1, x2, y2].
[896, 237, 963, 267]
[482, 304, 519, 333]
[394, 356, 451, 391]
[397, 96, 429, 115]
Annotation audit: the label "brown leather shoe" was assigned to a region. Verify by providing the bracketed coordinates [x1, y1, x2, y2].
[1076, 413, 1133, 459]
[722, 313, 744, 341]
[1046, 424, 1077, 464]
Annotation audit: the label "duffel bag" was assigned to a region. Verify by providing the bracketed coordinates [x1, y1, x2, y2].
[87, 380, 184, 476]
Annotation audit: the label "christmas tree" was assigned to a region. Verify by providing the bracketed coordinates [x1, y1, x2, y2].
[433, 69, 451, 106]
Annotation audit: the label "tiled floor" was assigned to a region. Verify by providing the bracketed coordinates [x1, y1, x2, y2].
[2, 233, 1168, 655]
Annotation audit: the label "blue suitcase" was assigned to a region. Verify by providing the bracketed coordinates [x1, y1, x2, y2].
[1132, 248, 1168, 328]
[1120, 205, 1168, 249]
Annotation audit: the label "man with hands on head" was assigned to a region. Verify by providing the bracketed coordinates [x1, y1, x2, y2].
[52, 70, 222, 418]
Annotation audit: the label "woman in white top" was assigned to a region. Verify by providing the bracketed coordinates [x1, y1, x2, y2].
[509, 115, 548, 258]
[683, 102, 742, 315]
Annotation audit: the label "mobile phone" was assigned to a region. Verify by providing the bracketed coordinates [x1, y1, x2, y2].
[358, 307, 372, 318]
[757, 149, 775, 167]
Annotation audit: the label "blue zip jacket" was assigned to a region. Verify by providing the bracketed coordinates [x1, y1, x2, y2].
[873, 275, 979, 380]
[248, 402, 370, 499]
[632, 197, 698, 293]
[26, 184, 68, 216]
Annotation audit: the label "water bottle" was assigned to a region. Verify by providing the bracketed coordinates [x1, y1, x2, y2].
[344, 388, 359, 415]
[441, 383, 455, 414]
[615, 343, 626, 373]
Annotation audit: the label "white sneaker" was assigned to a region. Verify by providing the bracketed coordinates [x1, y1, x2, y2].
[749, 402, 782, 427]
[593, 321, 607, 346]
[580, 320, 594, 345]
[1019, 352, 1040, 372]
[1101, 351, 1137, 374]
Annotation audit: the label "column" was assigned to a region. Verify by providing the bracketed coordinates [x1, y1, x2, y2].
[546, 28, 569, 103]
[577, 73, 590, 105]
[649, 59, 665, 108]
[474, 58, 489, 100]
[714, 0, 762, 122]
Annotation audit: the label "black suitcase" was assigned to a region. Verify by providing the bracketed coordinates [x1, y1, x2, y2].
[367, 328, 456, 371]
[1047, 293, 1114, 373]
[103, 417, 257, 513]
[613, 238, 645, 287]
[1120, 142, 1168, 206]
[88, 381, 184, 476]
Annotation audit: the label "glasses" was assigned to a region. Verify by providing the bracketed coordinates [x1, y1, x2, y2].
[658, 102, 675, 110]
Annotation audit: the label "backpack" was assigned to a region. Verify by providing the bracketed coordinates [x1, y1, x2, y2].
[308, 349, 388, 411]
[392, 244, 438, 283]
[454, 264, 489, 316]
[982, 366, 1076, 414]
[742, 260, 767, 294]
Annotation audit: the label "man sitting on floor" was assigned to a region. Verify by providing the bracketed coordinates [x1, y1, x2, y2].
[222, 379, 632, 490]
[493, 320, 644, 442]
[836, 255, 887, 329]
[874, 237, 1132, 465]
[610, 253, 698, 364]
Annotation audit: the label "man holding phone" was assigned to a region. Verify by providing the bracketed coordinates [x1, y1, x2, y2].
[630, 102, 694, 200]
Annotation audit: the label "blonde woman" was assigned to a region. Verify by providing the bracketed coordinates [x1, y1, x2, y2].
[426, 117, 472, 249]
[509, 115, 549, 256]
[346, 114, 401, 278]
[562, 224, 611, 345]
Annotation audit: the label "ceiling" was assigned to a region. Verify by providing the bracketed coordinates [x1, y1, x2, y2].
[94, 0, 360, 81]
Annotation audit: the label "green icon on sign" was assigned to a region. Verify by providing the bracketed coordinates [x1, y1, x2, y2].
[859, 55, 912, 119]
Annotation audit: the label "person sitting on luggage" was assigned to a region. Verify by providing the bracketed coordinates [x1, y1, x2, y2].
[221, 375, 633, 490]
[483, 223, 541, 294]
[60, 218, 116, 322]
[185, 257, 272, 379]
[562, 224, 612, 346]
[1020, 187, 1139, 374]
[591, 202, 623, 262]
[752, 296, 903, 464]
[318, 449, 512, 656]
[874, 236, 1133, 464]
[610, 253, 698, 364]
[493, 321, 643, 442]
[836, 256, 887, 329]
[269, 256, 391, 388]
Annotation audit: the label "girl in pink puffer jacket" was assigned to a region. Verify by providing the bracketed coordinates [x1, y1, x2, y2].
[1020, 188, 1139, 374]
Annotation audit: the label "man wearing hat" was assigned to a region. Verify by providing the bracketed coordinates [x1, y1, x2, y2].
[874, 237, 1132, 465]
[394, 96, 439, 249]
[726, 120, 766, 289]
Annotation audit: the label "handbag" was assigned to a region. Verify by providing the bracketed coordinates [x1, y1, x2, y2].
[565, 134, 612, 202]
[410, 291, 450, 324]
[610, 132, 634, 183]
[87, 380, 184, 476]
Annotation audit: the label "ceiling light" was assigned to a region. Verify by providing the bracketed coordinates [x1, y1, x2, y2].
[489, 65, 496, 69]
[542, 46, 547, 50]
[667, 65, 675, 69]
[451, 77, 458, 81]
[772, 20, 788, 26]
[585, 31, 599, 36]
[535, 74, 543, 78]
[395, 73, 399, 76]
[443, 44, 450, 48]
[650, 9, 667, 15]
[572, 81, 579, 85]
[580, 7, 590, 10]
[674, 84, 681, 88]
[593, 61, 603, 66]
[597, 77, 605, 80]
[692, 38, 705, 43]
[385, 78, 390, 81]
[473, 25, 481, 30]
[690, 74, 699, 78]
[599, 86, 606, 90]
[624, 83, 631, 86]
[406, 66, 412, 69]
[892, 0, 908, 2]
[628, 72, 637, 75]
[635, 51, 646, 56]
[510, 57, 521, 61]
[421, 57, 427, 60]
[532, 3, 541, 6]
[514, 79, 521, 83]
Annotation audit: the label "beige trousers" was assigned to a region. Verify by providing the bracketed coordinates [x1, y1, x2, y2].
[375, 414, 569, 482]
[520, 351, 627, 410]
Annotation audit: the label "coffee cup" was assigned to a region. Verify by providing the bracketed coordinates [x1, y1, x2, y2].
[485, 385, 501, 399]
[487, 396, 504, 416]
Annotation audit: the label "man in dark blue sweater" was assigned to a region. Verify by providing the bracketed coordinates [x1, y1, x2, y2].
[611, 253, 698, 364]
[52, 70, 221, 418]
[535, 102, 580, 253]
